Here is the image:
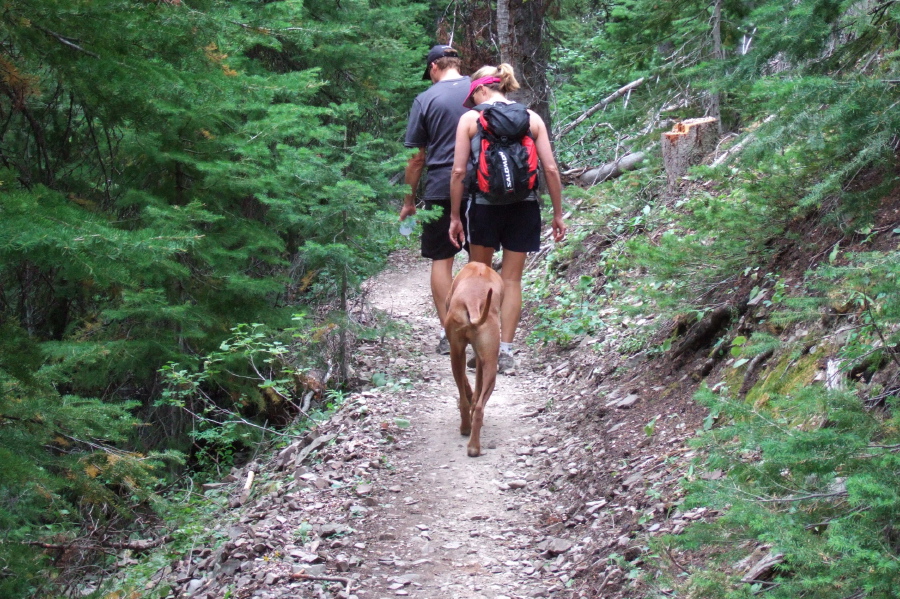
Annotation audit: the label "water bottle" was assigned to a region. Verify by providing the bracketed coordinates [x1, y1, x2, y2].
[399, 216, 416, 237]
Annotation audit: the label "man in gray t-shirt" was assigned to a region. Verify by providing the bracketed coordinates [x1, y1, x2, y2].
[400, 45, 470, 355]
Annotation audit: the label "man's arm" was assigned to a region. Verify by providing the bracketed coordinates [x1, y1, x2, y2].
[401, 147, 426, 220]
[449, 112, 476, 248]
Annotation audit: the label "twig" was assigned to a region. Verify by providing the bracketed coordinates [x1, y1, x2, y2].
[34, 25, 100, 58]
[26, 535, 172, 552]
[863, 298, 900, 370]
[596, 567, 618, 593]
[756, 490, 848, 503]
[664, 545, 691, 575]
[294, 573, 353, 594]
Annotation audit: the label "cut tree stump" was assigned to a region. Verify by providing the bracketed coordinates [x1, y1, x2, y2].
[661, 117, 718, 190]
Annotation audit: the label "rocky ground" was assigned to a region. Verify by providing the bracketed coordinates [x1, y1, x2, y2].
[152, 248, 713, 599]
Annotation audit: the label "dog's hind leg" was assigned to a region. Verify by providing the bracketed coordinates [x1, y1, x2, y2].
[467, 323, 500, 458]
[448, 338, 473, 436]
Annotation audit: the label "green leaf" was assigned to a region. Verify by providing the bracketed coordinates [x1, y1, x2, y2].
[829, 243, 840, 263]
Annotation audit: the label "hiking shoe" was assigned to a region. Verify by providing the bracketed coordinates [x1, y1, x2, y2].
[498, 351, 516, 374]
[436, 337, 450, 355]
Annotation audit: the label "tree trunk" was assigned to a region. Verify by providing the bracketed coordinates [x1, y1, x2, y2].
[507, 0, 552, 127]
[451, 1, 553, 128]
[708, 0, 724, 133]
[497, 0, 512, 65]
[661, 117, 718, 190]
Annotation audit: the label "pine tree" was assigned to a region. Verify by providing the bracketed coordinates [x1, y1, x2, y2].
[0, 0, 428, 589]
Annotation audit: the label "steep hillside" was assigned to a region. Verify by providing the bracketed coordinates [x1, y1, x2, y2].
[520, 140, 900, 597]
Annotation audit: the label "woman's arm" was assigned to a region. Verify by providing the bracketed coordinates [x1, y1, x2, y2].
[449, 111, 477, 248]
[530, 112, 567, 242]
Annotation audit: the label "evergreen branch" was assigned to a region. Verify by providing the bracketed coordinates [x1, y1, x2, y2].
[227, 19, 318, 35]
[0, 413, 44, 425]
[33, 25, 99, 59]
[804, 506, 870, 530]
[869, 0, 898, 22]
[58, 433, 135, 458]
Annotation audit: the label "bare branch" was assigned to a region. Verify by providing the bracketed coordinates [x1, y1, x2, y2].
[34, 25, 99, 58]
[555, 78, 645, 140]
[26, 535, 172, 552]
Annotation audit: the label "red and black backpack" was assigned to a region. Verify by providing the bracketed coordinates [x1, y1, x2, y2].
[468, 102, 539, 204]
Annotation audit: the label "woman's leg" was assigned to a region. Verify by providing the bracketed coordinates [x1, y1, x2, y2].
[498, 249, 527, 344]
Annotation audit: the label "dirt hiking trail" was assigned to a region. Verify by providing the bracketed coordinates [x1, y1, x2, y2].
[345, 251, 565, 598]
[160, 248, 706, 599]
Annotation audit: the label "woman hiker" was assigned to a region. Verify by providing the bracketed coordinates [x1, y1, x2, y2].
[448, 63, 567, 374]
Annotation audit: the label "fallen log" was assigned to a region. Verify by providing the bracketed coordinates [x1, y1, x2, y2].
[711, 114, 776, 167]
[578, 152, 646, 186]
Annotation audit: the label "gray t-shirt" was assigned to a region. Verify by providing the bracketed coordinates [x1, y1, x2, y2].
[404, 76, 471, 200]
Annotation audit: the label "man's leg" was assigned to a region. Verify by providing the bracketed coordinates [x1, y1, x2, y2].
[431, 257, 454, 327]
[469, 244, 496, 268]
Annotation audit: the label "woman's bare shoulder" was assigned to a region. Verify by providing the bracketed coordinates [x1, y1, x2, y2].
[527, 110, 547, 134]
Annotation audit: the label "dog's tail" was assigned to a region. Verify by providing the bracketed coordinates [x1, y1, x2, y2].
[471, 288, 493, 328]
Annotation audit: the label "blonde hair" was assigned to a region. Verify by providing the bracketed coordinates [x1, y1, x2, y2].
[471, 63, 520, 94]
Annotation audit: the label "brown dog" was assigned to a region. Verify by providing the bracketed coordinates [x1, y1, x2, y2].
[444, 262, 504, 457]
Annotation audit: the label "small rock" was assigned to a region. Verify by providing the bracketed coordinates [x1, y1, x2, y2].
[185, 579, 204, 594]
[320, 523, 352, 538]
[616, 394, 640, 409]
[537, 537, 573, 556]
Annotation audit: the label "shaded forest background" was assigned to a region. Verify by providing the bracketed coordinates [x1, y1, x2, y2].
[2, 0, 900, 597]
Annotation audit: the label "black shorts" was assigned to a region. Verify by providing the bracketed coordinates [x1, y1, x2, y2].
[421, 200, 468, 260]
[466, 200, 541, 253]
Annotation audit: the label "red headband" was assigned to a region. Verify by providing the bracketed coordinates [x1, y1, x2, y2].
[463, 76, 502, 108]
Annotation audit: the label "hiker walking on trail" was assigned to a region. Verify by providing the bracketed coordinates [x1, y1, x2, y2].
[448, 63, 566, 373]
[400, 45, 471, 356]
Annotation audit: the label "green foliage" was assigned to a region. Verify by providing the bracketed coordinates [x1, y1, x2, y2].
[676, 382, 900, 598]
[0, 0, 428, 590]
[552, 0, 900, 318]
[0, 328, 182, 596]
[157, 314, 351, 478]
[528, 271, 606, 346]
[544, 4, 900, 595]
[670, 244, 900, 597]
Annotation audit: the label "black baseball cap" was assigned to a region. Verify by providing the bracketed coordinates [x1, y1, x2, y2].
[422, 45, 460, 80]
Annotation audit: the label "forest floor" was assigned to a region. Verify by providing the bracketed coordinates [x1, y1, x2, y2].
[157, 247, 711, 599]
